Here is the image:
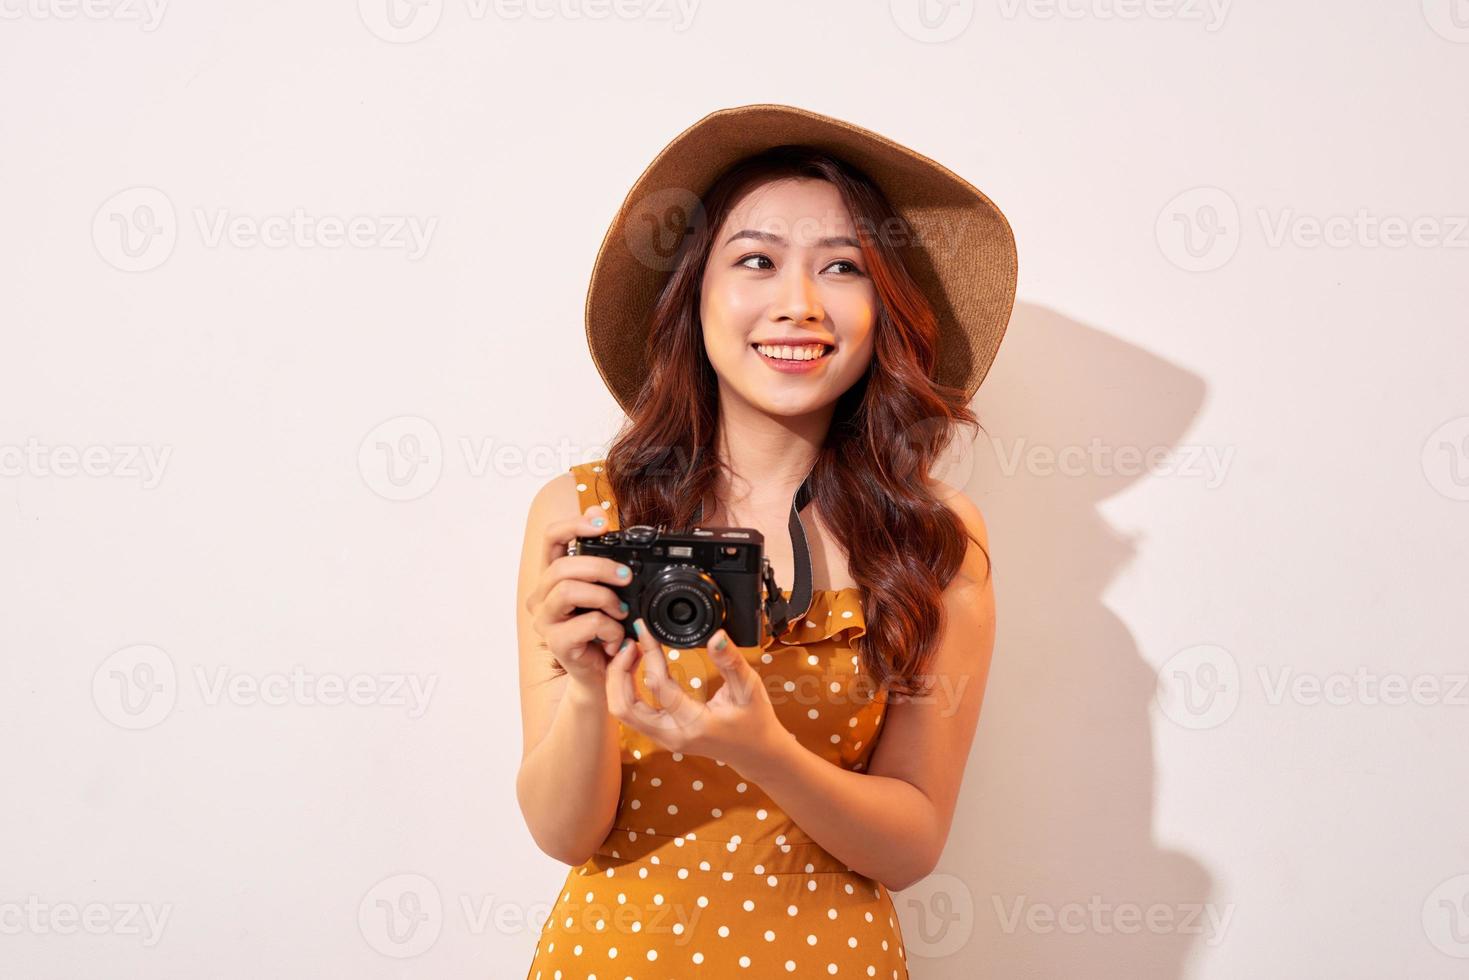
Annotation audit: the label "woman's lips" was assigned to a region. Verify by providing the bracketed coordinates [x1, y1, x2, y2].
[751, 343, 833, 374]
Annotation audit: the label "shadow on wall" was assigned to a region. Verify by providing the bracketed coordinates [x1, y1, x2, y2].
[893, 301, 1217, 980]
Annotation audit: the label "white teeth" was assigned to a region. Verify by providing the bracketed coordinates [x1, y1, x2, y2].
[755, 343, 828, 361]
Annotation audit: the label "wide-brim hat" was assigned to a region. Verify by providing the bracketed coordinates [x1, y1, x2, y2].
[584, 103, 1019, 416]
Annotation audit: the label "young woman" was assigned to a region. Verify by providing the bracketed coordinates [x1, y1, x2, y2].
[516, 103, 1017, 978]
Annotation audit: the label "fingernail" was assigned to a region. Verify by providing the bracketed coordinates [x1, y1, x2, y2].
[619, 601, 629, 614]
[634, 619, 645, 637]
[592, 517, 606, 528]
[618, 566, 631, 579]
[713, 633, 728, 651]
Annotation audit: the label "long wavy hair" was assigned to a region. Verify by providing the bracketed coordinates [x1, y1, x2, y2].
[573, 145, 990, 698]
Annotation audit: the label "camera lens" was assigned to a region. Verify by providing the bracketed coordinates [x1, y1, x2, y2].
[667, 598, 697, 626]
[646, 565, 724, 648]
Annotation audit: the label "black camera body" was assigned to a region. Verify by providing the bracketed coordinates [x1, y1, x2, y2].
[567, 524, 787, 649]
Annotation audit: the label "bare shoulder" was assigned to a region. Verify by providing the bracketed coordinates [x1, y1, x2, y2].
[938, 489, 993, 589]
[530, 470, 582, 522]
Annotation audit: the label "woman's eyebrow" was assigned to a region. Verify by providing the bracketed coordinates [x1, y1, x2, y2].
[724, 229, 860, 249]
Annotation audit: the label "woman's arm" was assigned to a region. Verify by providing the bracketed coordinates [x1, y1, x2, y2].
[514, 473, 624, 866]
[734, 495, 996, 892]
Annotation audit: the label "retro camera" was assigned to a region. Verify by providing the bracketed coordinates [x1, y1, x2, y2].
[567, 524, 789, 649]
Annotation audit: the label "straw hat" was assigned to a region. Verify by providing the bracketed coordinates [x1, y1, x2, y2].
[583, 103, 1018, 415]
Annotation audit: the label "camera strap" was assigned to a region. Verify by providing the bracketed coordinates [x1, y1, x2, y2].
[692, 469, 816, 643]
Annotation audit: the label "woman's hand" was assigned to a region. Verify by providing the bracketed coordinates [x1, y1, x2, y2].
[525, 504, 635, 695]
[605, 618, 793, 774]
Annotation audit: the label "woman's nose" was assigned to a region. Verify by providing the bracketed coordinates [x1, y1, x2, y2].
[774, 266, 824, 323]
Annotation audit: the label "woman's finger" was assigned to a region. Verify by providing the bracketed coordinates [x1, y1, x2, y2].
[604, 637, 640, 717]
[706, 629, 756, 705]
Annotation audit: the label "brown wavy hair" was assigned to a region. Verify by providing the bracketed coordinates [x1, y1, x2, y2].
[566, 145, 990, 698]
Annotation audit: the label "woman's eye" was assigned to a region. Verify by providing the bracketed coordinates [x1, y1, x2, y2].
[827, 259, 863, 275]
[736, 254, 774, 270]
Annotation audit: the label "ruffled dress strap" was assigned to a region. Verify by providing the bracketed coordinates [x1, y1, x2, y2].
[567, 457, 620, 530]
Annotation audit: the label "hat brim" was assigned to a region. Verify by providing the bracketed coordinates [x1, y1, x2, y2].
[584, 103, 1019, 416]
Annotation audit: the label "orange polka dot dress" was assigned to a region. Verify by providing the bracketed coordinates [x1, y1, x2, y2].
[525, 459, 911, 979]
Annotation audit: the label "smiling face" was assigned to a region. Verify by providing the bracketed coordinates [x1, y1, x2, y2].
[699, 177, 879, 419]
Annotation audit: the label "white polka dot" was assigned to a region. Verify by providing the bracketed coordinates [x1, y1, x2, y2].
[697, 895, 709, 907]
[692, 952, 704, 964]
[807, 708, 820, 719]
[601, 500, 611, 509]
[740, 956, 752, 968]
[630, 799, 640, 809]
[806, 934, 818, 945]
[667, 804, 678, 814]
[786, 962, 797, 973]
[787, 903, 798, 915]
[607, 945, 617, 957]
[736, 782, 747, 793]
[848, 936, 857, 948]
[743, 899, 755, 911]
[668, 649, 680, 661]
[842, 610, 854, 619]
[764, 929, 776, 941]
[646, 949, 657, 960]
[692, 780, 703, 790]
[808, 654, 819, 666]
[690, 676, 701, 688]
[718, 925, 730, 937]
[576, 483, 587, 492]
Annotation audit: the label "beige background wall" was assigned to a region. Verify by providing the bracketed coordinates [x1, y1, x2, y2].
[3, 2, 1466, 977]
